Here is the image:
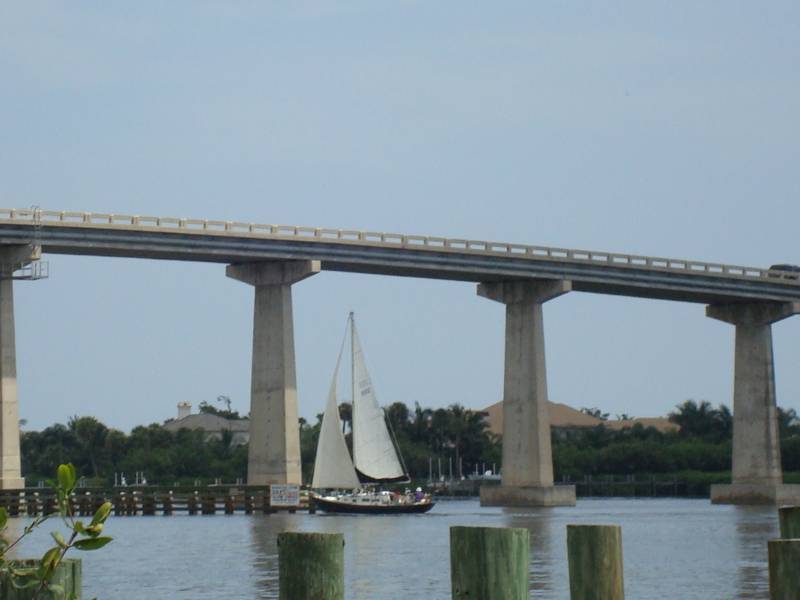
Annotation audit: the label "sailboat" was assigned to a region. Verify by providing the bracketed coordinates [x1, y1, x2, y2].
[310, 313, 435, 514]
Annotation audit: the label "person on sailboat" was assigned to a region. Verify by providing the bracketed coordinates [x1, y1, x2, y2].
[415, 487, 424, 502]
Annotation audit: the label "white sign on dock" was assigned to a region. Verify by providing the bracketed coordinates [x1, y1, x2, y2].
[270, 484, 300, 507]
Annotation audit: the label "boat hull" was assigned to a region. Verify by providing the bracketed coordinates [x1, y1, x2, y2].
[312, 495, 435, 515]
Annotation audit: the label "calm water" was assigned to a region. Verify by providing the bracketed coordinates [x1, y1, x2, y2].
[7, 498, 777, 599]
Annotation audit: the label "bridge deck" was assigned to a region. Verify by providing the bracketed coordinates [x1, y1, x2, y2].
[0, 208, 797, 304]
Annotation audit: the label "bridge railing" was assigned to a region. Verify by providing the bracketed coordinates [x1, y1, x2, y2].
[1, 208, 797, 285]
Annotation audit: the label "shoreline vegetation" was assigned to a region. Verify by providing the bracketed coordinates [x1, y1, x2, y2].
[19, 400, 800, 498]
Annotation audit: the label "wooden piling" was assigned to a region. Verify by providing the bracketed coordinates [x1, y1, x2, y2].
[778, 506, 800, 539]
[26, 494, 39, 516]
[0, 558, 82, 599]
[91, 495, 106, 514]
[449, 526, 529, 600]
[7, 494, 20, 517]
[79, 494, 91, 516]
[113, 494, 125, 517]
[126, 493, 138, 516]
[162, 493, 173, 515]
[201, 495, 216, 515]
[567, 525, 624, 600]
[262, 493, 275, 515]
[188, 493, 198, 515]
[769, 539, 800, 599]
[42, 496, 56, 516]
[142, 495, 156, 516]
[278, 532, 344, 600]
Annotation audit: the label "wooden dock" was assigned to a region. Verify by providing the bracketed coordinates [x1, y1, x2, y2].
[0, 486, 315, 517]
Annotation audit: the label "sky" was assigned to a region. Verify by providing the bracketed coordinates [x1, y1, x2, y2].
[1, 2, 799, 432]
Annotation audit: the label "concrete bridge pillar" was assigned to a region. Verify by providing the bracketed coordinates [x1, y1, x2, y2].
[0, 244, 40, 490]
[707, 301, 800, 505]
[477, 279, 576, 507]
[0, 277, 24, 490]
[226, 260, 320, 486]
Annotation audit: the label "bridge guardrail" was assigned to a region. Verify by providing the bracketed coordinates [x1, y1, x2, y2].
[0, 208, 796, 286]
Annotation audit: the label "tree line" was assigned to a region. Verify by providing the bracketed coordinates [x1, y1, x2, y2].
[555, 401, 800, 478]
[19, 399, 800, 486]
[22, 418, 247, 486]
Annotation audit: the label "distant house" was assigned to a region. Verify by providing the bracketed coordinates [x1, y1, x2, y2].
[162, 403, 250, 446]
[481, 400, 677, 436]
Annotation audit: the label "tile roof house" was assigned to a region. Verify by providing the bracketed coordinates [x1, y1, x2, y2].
[162, 404, 250, 446]
[481, 400, 677, 435]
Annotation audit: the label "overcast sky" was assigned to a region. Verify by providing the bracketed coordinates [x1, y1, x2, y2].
[2, 2, 799, 432]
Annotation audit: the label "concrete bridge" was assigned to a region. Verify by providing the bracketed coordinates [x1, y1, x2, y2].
[0, 208, 798, 506]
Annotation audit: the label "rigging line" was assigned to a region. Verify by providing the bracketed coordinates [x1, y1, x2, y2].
[384, 403, 410, 481]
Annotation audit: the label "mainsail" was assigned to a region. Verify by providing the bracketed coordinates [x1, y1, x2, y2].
[351, 320, 408, 483]
[311, 341, 360, 489]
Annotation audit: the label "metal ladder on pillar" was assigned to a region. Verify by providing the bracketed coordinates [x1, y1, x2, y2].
[0, 205, 49, 281]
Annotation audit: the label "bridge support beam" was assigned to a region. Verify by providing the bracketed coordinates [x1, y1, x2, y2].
[227, 260, 320, 486]
[707, 301, 800, 505]
[477, 279, 576, 507]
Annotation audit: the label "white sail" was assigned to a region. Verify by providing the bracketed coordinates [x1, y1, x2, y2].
[311, 343, 360, 489]
[351, 321, 407, 482]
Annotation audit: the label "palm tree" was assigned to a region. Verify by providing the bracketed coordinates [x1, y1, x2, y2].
[338, 402, 352, 435]
[581, 407, 609, 421]
[386, 402, 410, 432]
[68, 416, 109, 478]
[669, 399, 731, 441]
[446, 405, 490, 477]
[411, 403, 433, 444]
[778, 407, 800, 437]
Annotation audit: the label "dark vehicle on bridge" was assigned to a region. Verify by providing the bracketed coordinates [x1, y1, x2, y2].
[768, 264, 800, 281]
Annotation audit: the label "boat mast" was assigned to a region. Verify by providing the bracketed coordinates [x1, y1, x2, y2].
[350, 311, 355, 459]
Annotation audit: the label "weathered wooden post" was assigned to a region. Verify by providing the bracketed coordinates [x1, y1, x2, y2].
[42, 494, 56, 516]
[778, 506, 800, 538]
[91, 494, 105, 514]
[126, 492, 138, 516]
[67, 494, 79, 516]
[142, 494, 156, 516]
[162, 492, 173, 515]
[201, 495, 216, 515]
[7, 492, 20, 516]
[567, 525, 624, 600]
[112, 493, 124, 517]
[277, 532, 344, 600]
[449, 526, 529, 600]
[26, 493, 39, 516]
[0, 559, 82, 599]
[768, 539, 800, 599]
[78, 493, 90, 517]
[262, 490, 275, 514]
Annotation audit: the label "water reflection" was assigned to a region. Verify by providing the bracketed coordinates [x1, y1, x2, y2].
[244, 500, 778, 600]
[734, 506, 775, 599]
[3, 498, 777, 599]
[500, 507, 557, 597]
[249, 515, 282, 598]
